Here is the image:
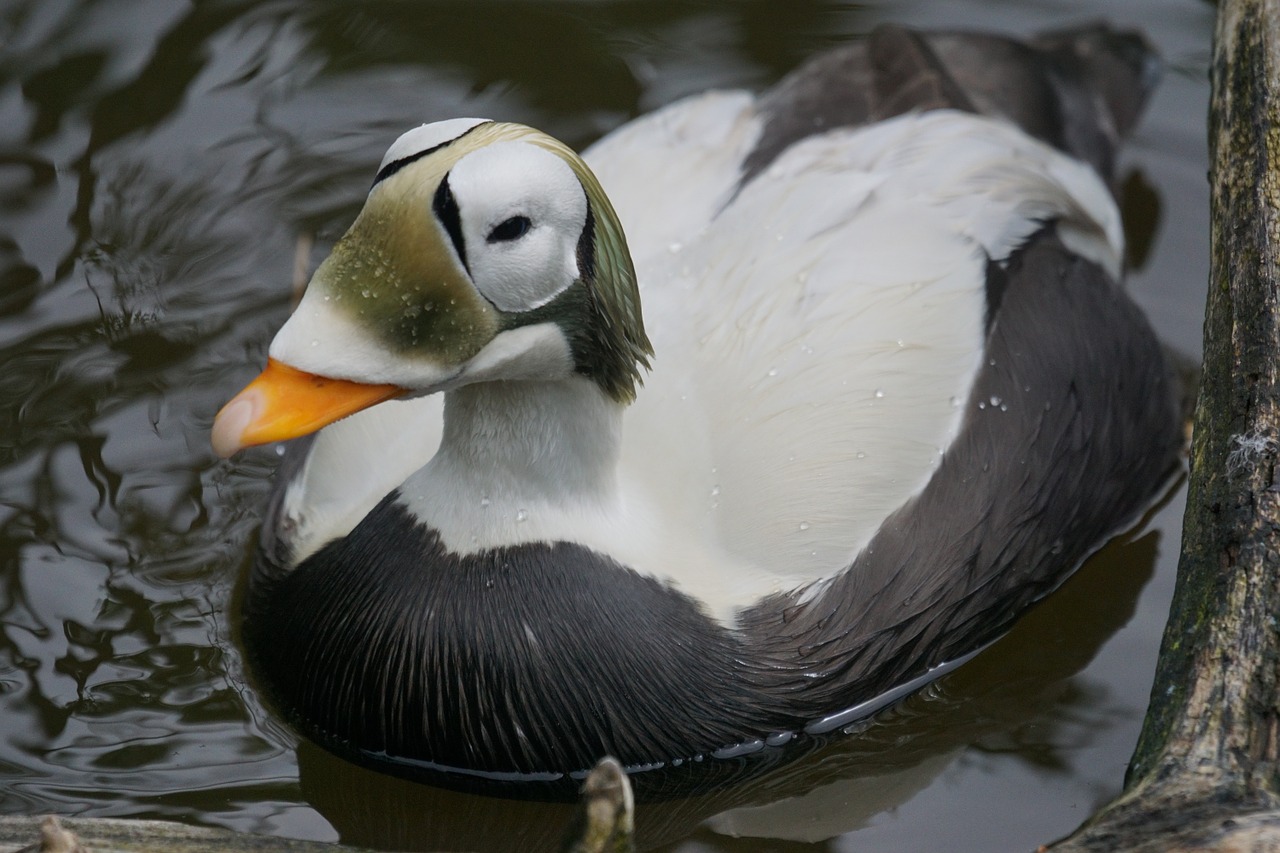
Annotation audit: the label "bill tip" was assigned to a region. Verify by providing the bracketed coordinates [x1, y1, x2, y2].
[211, 395, 256, 458]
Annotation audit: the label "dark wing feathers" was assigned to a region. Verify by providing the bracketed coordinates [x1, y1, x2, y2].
[741, 23, 1159, 187]
[868, 25, 978, 119]
[739, 228, 1183, 720]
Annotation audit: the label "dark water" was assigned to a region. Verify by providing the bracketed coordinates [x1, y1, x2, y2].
[0, 0, 1211, 851]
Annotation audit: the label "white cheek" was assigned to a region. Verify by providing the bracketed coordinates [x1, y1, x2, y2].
[470, 229, 579, 313]
[457, 322, 574, 384]
[450, 141, 588, 314]
[269, 290, 459, 389]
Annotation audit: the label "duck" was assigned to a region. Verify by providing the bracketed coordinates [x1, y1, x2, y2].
[212, 23, 1182, 789]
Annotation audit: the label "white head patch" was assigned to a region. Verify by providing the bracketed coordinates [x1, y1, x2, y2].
[378, 118, 490, 175]
[447, 141, 588, 313]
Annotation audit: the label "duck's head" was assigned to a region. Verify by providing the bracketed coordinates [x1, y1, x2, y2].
[212, 119, 651, 458]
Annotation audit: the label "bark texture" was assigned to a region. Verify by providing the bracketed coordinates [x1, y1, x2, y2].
[1049, 0, 1280, 848]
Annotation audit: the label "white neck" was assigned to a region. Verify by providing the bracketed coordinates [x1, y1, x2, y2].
[398, 377, 626, 550]
[394, 372, 792, 625]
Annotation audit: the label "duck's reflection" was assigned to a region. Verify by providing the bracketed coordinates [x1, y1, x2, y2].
[290, 528, 1159, 852]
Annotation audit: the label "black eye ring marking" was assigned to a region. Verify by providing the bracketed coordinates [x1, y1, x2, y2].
[487, 215, 532, 243]
[433, 174, 470, 275]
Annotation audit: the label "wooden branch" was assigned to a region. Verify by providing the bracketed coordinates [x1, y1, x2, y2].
[0, 814, 361, 853]
[0, 759, 635, 853]
[561, 758, 637, 853]
[1048, 0, 1280, 848]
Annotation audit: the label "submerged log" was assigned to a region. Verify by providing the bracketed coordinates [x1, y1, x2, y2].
[0, 759, 635, 853]
[1048, 0, 1280, 849]
[0, 814, 355, 853]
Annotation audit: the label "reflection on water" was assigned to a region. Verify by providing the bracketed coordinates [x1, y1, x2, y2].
[0, 0, 1210, 851]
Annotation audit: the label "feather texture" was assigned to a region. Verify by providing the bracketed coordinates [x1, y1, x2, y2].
[236, 25, 1182, 787]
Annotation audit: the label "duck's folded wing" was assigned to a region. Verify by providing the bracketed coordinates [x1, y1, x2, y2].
[587, 23, 1158, 262]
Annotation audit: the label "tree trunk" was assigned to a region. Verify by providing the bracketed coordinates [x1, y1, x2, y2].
[1048, 0, 1280, 848]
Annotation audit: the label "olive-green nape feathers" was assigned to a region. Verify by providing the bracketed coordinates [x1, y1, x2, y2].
[492, 124, 654, 403]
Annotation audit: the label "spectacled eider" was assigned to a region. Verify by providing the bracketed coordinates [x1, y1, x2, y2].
[213, 24, 1181, 791]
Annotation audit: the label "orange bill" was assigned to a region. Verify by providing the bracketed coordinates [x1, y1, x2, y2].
[211, 357, 406, 458]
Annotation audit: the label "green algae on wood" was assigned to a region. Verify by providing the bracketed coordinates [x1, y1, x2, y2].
[1048, 0, 1280, 849]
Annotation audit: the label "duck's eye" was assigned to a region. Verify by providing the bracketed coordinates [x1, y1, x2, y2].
[486, 215, 532, 243]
